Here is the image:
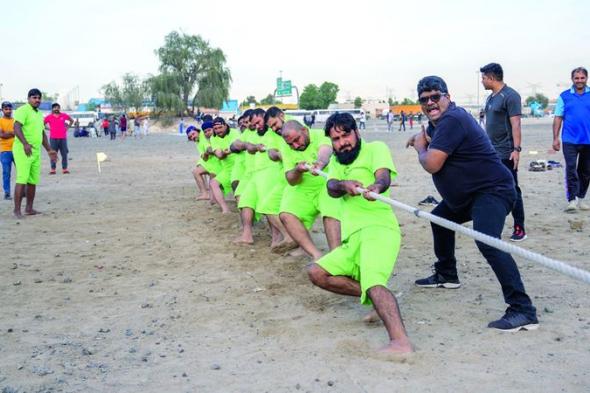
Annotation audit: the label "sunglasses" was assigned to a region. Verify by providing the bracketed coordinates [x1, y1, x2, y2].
[418, 93, 445, 105]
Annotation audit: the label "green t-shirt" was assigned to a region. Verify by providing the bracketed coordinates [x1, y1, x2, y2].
[13, 103, 44, 148]
[211, 128, 239, 172]
[282, 128, 331, 192]
[254, 130, 283, 172]
[327, 140, 398, 239]
[240, 129, 259, 175]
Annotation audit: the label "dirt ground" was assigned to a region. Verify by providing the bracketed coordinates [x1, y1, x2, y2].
[1, 118, 589, 393]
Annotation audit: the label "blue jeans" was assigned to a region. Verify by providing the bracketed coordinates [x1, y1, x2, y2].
[431, 193, 536, 318]
[562, 142, 590, 201]
[1, 151, 14, 194]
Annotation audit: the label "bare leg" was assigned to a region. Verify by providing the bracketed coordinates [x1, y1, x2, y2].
[192, 166, 209, 200]
[24, 184, 40, 215]
[280, 212, 321, 259]
[234, 207, 254, 244]
[307, 263, 361, 297]
[268, 214, 297, 253]
[210, 178, 230, 214]
[269, 218, 282, 248]
[367, 286, 413, 353]
[13, 183, 26, 218]
[322, 216, 341, 250]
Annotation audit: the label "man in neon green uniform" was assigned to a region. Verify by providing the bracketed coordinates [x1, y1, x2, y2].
[278, 120, 341, 260]
[229, 111, 251, 194]
[12, 89, 57, 218]
[234, 109, 294, 251]
[209, 117, 239, 213]
[191, 121, 218, 201]
[307, 113, 412, 354]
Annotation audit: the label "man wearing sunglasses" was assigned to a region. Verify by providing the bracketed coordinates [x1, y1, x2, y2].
[407, 76, 538, 332]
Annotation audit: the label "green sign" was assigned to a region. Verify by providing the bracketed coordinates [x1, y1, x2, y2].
[276, 78, 292, 97]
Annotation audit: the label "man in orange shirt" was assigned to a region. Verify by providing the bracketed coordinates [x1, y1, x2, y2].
[0, 101, 15, 200]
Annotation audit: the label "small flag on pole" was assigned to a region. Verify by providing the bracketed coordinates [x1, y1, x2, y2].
[96, 152, 108, 173]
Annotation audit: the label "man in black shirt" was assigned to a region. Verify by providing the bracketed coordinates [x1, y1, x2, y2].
[407, 76, 537, 332]
[481, 63, 527, 241]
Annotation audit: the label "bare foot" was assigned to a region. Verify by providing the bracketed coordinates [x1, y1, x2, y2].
[24, 209, 42, 216]
[378, 340, 414, 354]
[287, 247, 307, 257]
[233, 234, 254, 245]
[271, 239, 298, 254]
[196, 194, 210, 201]
[362, 310, 381, 324]
[14, 211, 24, 219]
[221, 209, 231, 214]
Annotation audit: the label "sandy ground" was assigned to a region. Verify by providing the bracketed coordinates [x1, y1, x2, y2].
[1, 118, 589, 393]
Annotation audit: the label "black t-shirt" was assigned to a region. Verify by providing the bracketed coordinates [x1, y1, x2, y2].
[427, 103, 515, 211]
[484, 85, 522, 159]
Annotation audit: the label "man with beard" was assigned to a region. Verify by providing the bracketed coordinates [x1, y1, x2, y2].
[44, 103, 73, 174]
[278, 120, 341, 260]
[234, 109, 295, 252]
[191, 121, 218, 201]
[408, 76, 538, 332]
[209, 117, 239, 214]
[12, 89, 58, 218]
[306, 113, 411, 354]
[230, 109, 254, 196]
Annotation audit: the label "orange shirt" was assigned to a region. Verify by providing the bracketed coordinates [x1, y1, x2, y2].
[0, 117, 15, 152]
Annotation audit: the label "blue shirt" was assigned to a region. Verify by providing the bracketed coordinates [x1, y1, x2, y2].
[426, 103, 516, 211]
[554, 85, 590, 144]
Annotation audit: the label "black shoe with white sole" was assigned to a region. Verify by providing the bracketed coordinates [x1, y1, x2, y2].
[415, 272, 461, 289]
[488, 312, 539, 332]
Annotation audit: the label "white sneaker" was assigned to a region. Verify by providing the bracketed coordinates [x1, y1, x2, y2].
[578, 198, 590, 211]
[565, 200, 578, 212]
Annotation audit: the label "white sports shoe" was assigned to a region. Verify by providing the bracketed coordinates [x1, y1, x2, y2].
[578, 198, 590, 211]
[565, 200, 578, 212]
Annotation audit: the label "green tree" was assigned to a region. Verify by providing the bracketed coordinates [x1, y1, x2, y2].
[146, 72, 185, 114]
[388, 97, 395, 106]
[102, 73, 148, 112]
[156, 31, 231, 113]
[525, 93, 549, 109]
[318, 82, 339, 108]
[260, 94, 282, 105]
[86, 102, 97, 112]
[240, 96, 258, 107]
[400, 97, 417, 105]
[299, 84, 322, 110]
[354, 96, 363, 108]
[41, 91, 59, 103]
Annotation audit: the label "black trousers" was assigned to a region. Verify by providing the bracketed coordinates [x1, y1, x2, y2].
[563, 142, 590, 201]
[50, 138, 68, 170]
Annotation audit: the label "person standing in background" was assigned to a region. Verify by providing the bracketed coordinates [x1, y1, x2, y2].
[44, 103, 73, 174]
[0, 101, 15, 199]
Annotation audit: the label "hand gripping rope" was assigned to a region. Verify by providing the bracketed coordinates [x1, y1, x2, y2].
[306, 165, 590, 285]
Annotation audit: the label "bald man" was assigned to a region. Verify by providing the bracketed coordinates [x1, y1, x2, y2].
[278, 120, 341, 259]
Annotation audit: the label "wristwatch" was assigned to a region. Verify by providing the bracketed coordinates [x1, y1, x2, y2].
[513, 146, 522, 152]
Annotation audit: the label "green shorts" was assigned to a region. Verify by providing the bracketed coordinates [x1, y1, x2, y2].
[238, 168, 273, 210]
[316, 226, 401, 305]
[199, 158, 220, 175]
[257, 172, 287, 215]
[231, 155, 245, 184]
[13, 144, 41, 185]
[280, 186, 341, 228]
[234, 170, 252, 197]
[214, 168, 233, 196]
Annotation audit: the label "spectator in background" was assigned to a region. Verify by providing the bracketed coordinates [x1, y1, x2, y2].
[102, 117, 109, 137]
[359, 111, 366, 130]
[479, 109, 485, 126]
[552, 66, 590, 212]
[108, 116, 117, 140]
[119, 113, 127, 140]
[0, 101, 15, 199]
[134, 116, 141, 138]
[409, 113, 414, 129]
[399, 110, 406, 131]
[142, 117, 149, 136]
[44, 103, 74, 174]
[386, 110, 394, 132]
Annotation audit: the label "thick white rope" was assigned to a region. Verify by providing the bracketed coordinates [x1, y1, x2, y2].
[308, 165, 590, 285]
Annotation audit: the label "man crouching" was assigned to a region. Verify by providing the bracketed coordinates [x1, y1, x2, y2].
[306, 113, 412, 353]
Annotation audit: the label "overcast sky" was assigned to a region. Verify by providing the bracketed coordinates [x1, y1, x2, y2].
[1, 0, 588, 105]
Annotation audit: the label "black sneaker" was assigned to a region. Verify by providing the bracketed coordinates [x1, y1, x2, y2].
[4, 193, 11, 200]
[510, 225, 527, 242]
[415, 272, 461, 289]
[418, 196, 439, 206]
[488, 312, 539, 332]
